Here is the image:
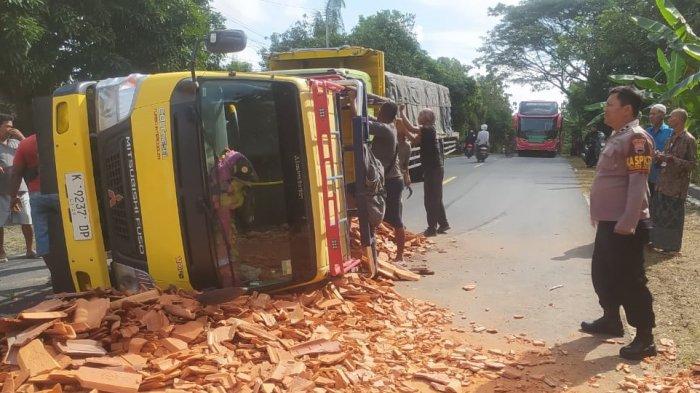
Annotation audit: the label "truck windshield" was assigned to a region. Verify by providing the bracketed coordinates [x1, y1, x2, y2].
[198, 79, 308, 289]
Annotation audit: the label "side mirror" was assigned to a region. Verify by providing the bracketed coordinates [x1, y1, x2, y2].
[205, 30, 247, 54]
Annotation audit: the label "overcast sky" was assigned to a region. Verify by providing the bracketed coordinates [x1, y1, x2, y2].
[211, 0, 566, 108]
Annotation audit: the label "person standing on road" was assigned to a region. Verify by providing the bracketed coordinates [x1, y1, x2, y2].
[399, 106, 450, 238]
[581, 86, 657, 360]
[0, 114, 34, 262]
[348, 90, 408, 266]
[644, 104, 673, 201]
[650, 108, 697, 253]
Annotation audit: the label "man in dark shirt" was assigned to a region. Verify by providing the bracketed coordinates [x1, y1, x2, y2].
[348, 90, 407, 264]
[399, 106, 450, 237]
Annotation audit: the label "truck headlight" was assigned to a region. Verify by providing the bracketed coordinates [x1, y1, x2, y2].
[95, 73, 146, 131]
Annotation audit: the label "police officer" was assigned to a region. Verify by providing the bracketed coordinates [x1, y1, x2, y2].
[581, 86, 657, 360]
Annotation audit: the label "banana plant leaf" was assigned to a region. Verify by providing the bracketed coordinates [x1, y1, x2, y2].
[655, 0, 699, 42]
[584, 102, 605, 112]
[667, 51, 686, 87]
[632, 16, 683, 51]
[609, 74, 664, 92]
[684, 44, 700, 61]
[657, 49, 671, 74]
[660, 71, 700, 100]
[586, 112, 604, 127]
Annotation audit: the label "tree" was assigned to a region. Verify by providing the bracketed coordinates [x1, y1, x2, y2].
[259, 14, 345, 69]
[609, 1, 699, 110]
[348, 11, 431, 78]
[322, 0, 346, 46]
[473, 74, 513, 150]
[479, 0, 698, 153]
[259, 9, 512, 138]
[478, 0, 606, 96]
[225, 58, 253, 72]
[0, 0, 224, 128]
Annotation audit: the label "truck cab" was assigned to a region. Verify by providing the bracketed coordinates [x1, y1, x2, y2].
[49, 36, 377, 292]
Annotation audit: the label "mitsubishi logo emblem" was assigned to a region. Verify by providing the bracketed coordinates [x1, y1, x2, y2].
[108, 189, 124, 207]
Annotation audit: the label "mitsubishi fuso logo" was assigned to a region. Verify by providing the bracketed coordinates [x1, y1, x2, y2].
[107, 189, 124, 207]
[125, 136, 146, 256]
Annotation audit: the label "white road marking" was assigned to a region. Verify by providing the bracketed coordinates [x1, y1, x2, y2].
[475, 164, 484, 168]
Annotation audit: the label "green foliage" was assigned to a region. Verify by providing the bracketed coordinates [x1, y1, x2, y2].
[597, 0, 699, 180]
[260, 9, 512, 142]
[479, 0, 699, 154]
[225, 58, 253, 72]
[604, 1, 699, 124]
[322, 0, 346, 37]
[348, 11, 430, 78]
[0, 0, 224, 127]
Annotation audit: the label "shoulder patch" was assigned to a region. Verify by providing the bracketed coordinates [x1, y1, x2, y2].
[626, 133, 652, 174]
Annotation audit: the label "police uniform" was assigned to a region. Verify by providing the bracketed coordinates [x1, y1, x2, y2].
[589, 119, 655, 330]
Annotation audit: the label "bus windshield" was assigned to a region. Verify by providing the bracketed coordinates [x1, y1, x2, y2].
[519, 117, 557, 140]
[198, 79, 312, 289]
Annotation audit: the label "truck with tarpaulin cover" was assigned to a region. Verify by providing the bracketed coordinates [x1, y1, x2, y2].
[266, 46, 458, 175]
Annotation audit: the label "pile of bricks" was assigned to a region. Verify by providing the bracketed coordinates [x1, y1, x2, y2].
[1, 273, 698, 392]
[0, 275, 459, 393]
[350, 220, 433, 281]
[613, 359, 700, 392]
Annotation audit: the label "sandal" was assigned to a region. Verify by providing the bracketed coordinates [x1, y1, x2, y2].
[26, 251, 38, 259]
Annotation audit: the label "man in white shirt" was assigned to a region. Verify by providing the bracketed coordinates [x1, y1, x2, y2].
[476, 124, 490, 146]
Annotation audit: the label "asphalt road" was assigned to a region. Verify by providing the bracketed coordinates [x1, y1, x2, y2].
[0, 154, 662, 389]
[0, 255, 52, 315]
[398, 153, 602, 344]
[0, 153, 600, 331]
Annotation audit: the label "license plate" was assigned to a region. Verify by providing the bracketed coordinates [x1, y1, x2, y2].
[65, 172, 93, 241]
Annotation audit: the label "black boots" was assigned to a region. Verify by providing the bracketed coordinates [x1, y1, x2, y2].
[581, 309, 624, 337]
[620, 328, 657, 360]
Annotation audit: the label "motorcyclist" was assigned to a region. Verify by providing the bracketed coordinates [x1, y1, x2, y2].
[475, 124, 490, 162]
[583, 126, 605, 167]
[476, 124, 490, 148]
[464, 130, 476, 157]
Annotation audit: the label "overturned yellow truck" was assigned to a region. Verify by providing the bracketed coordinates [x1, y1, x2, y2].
[46, 31, 378, 293]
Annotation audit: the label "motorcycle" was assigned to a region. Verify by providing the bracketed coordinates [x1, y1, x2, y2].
[464, 143, 474, 158]
[583, 131, 606, 167]
[476, 144, 489, 163]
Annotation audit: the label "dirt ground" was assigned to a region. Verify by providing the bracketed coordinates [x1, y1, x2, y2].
[568, 156, 700, 366]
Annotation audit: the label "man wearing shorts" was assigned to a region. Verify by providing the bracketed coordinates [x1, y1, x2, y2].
[0, 114, 34, 261]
